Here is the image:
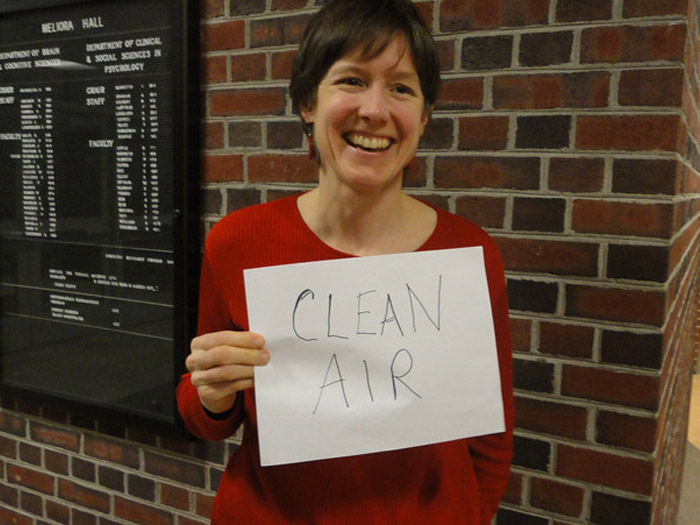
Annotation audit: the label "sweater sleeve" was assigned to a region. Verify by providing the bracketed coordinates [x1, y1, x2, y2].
[467, 239, 514, 524]
[176, 243, 246, 441]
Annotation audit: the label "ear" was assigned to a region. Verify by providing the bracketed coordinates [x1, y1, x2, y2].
[419, 105, 432, 136]
[300, 103, 315, 126]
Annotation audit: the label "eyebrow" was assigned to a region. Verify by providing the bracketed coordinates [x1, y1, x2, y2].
[328, 62, 420, 83]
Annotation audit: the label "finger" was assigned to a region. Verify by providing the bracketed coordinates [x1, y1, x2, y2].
[191, 331, 265, 352]
[197, 379, 254, 413]
[191, 362, 256, 387]
[186, 345, 269, 373]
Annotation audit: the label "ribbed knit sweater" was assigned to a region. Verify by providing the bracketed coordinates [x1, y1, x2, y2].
[177, 194, 513, 524]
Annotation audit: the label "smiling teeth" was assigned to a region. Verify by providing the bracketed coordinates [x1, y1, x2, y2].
[347, 133, 391, 151]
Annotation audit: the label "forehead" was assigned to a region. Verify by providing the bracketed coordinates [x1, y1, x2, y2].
[330, 34, 419, 76]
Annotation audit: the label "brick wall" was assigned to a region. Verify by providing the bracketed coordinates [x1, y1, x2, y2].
[1, 0, 700, 523]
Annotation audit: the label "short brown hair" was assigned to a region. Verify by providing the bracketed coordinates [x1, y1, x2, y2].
[289, 0, 441, 117]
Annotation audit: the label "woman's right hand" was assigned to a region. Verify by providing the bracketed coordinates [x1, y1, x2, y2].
[186, 331, 270, 415]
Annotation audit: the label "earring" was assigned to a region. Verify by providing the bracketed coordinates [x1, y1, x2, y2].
[307, 134, 314, 160]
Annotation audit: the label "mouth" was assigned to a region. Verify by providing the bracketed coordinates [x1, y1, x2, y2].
[343, 132, 393, 152]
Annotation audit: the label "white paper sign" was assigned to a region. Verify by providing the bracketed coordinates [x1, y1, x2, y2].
[244, 247, 504, 466]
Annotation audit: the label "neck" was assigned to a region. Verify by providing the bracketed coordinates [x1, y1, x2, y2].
[297, 179, 436, 256]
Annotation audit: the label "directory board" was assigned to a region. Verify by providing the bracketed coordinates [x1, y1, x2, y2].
[0, 0, 199, 429]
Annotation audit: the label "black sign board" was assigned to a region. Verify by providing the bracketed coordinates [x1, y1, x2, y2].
[0, 0, 199, 431]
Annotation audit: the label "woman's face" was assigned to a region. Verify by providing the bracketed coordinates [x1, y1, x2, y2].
[301, 35, 429, 194]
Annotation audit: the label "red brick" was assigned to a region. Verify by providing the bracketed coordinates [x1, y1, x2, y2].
[30, 423, 80, 452]
[502, 472, 523, 505]
[83, 436, 140, 469]
[520, 31, 574, 67]
[271, 0, 307, 10]
[414, 1, 435, 28]
[493, 237, 598, 277]
[549, 157, 605, 193]
[267, 120, 301, 149]
[46, 500, 70, 524]
[144, 451, 206, 487]
[591, 492, 652, 524]
[458, 116, 509, 150]
[196, 491, 215, 518]
[0, 412, 26, 436]
[436, 40, 455, 71]
[596, 411, 657, 452]
[623, 0, 688, 17]
[201, 0, 224, 18]
[462, 35, 514, 71]
[434, 156, 540, 190]
[608, 243, 668, 283]
[160, 483, 190, 511]
[210, 88, 286, 116]
[502, 0, 550, 26]
[230, 0, 265, 15]
[202, 188, 222, 215]
[581, 24, 686, 64]
[556, 0, 613, 22]
[202, 122, 225, 150]
[271, 49, 296, 80]
[670, 216, 700, 274]
[455, 196, 507, 229]
[0, 508, 32, 525]
[619, 69, 684, 107]
[0, 435, 17, 459]
[576, 114, 679, 152]
[539, 321, 595, 359]
[440, 0, 501, 31]
[202, 155, 243, 183]
[420, 118, 453, 150]
[403, 157, 428, 187]
[512, 197, 566, 232]
[248, 155, 317, 183]
[7, 465, 54, 494]
[58, 479, 109, 511]
[493, 74, 562, 109]
[435, 78, 483, 110]
[612, 158, 678, 195]
[566, 284, 666, 326]
[413, 193, 449, 211]
[601, 330, 663, 369]
[561, 365, 660, 410]
[510, 317, 532, 352]
[179, 517, 210, 525]
[115, 496, 173, 525]
[19, 490, 42, 515]
[202, 55, 227, 84]
[44, 450, 69, 475]
[230, 53, 267, 82]
[572, 199, 673, 238]
[201, 20, 245, 52]
[530, 477, 585, 517]
[227, 188, 262, 213]
[0, 482, 19, 506]
[495, 72, 609, 109]
[515, 396, 589, 439]
[250, 14, 312, 47]
[556, 444, 654, 494]
[230, 121, 264, 148]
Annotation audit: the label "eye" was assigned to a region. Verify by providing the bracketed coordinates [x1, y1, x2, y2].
[337, 77, 364, 87]
[393, 84, 416, 96]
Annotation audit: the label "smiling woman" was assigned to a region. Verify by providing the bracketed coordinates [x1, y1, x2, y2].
[177, 1, 514, 524]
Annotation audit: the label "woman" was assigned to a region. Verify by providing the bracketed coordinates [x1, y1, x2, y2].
[177, 0, 513, 523]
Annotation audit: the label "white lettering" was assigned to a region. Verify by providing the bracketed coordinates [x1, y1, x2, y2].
[41, 20, 75, 34]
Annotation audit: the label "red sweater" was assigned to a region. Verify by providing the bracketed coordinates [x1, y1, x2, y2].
[177, 194, 513, 524]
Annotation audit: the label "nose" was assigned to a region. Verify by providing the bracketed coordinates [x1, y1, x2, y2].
[358, 84, 389, 124]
